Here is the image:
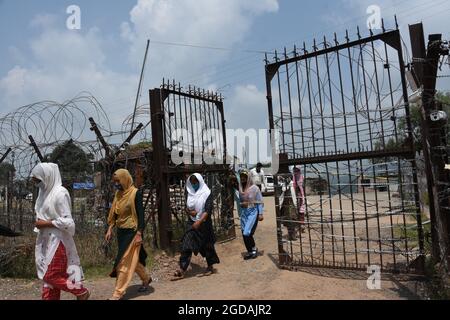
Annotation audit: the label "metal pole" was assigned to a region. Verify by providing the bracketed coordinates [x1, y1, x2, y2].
[0, 148, 12, 165]
[88, 118, 111, 158]
[131, 39, 150, 134]
[150, 88, 171, 250]
[29, 135, 44, 162]
[420, 34, 450, 268]
[115, 123, 144, 158]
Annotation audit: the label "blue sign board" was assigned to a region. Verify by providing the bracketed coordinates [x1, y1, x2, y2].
[73, 182, 95, 190]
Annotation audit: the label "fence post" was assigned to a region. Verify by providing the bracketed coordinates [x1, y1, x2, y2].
[150, 88, 172, 250]
[420, 33, 450, 269]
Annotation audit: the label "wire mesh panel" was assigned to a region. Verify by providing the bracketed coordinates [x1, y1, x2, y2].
[150, 81, 235, 249]
[265, 27, 425, 273]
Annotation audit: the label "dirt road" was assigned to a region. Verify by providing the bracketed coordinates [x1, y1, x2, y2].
[0, 197, 425, 300]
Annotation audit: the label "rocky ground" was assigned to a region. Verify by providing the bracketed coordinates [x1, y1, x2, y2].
[0, 197, 427, 300]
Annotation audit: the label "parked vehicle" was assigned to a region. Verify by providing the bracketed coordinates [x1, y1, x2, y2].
[262, 175, 275, 195]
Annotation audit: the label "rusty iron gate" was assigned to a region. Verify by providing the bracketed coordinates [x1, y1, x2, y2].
[265, 26, 426, 273]
[150, 81, 235, 250]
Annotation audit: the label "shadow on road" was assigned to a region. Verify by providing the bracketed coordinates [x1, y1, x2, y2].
[267, 252, 426, 299]
[122, 285, 155, 300]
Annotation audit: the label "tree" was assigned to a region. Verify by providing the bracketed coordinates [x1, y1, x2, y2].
[46, 140, 93, 189]
[372, 136, 403, 164]
[371, 91, 450, 163]
[398, 91, 450, 154]
[0, 163, 15, 186]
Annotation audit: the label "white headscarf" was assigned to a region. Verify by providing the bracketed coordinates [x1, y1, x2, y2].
[239, 170, 261, 204]
[31, 163, 68, 221]
[31, 163, 81, 280]
[186, 173, 211, 219]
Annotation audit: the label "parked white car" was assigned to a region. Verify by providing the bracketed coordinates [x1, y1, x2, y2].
[262, 175, 275, 195]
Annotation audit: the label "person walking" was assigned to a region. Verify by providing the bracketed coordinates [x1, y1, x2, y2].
[31, 163, 90, 300]
[171, 173, 220, 281]
[239, 171, 264, 260]
[105, 169, 152, 300]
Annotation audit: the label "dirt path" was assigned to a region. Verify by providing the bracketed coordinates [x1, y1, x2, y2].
[0, 197, 425, 300]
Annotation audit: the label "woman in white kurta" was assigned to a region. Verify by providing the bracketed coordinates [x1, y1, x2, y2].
[31, 163, 90, 300]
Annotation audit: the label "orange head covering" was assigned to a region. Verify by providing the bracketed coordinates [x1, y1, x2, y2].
[113, 169, 135, 193]
[108, 169, 139, 229]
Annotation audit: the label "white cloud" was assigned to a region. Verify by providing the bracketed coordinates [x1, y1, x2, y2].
[327, 0, 450, 36]
[121, 0, 279, 82]
[227, 84, 268, 129]
[328, 0, 450, 91]
[0, 0, 279, 131]
[30, 13, 58, 29]
[0, 25, 137, 126]
[0, 66, 27, 96]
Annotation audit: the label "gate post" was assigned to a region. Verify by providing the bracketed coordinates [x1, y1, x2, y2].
[421, 35, 450, 269]
[410, 23, 450, 268]
[150, 89, 172, 250]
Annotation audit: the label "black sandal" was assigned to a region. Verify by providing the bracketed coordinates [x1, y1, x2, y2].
[138, 277, 153, 292]
[196, 267, 215, 277]
[170, 270, 185, 281]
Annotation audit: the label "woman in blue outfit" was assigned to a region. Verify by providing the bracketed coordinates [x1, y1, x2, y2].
[239, 171, 264, 260]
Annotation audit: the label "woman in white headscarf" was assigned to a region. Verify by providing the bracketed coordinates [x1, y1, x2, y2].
[171, 173, 220, 281]
[31, 162, 90, 300]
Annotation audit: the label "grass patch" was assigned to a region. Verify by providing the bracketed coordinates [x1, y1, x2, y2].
[0, 237, 36, 279]
[0, 229, 159, 280]
[424, 257, 450, 300]
[393, 212, 432, 253]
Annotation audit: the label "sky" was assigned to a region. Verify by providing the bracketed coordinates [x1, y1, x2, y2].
[0, 0, 449, 162]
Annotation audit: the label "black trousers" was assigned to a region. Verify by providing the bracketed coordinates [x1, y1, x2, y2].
[180, 245, 220, 271]
[242, 218, 259, 253]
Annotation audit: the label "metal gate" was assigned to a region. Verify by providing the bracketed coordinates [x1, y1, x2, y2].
[265, 26, 425, 273]
[150, 80, 235, 250]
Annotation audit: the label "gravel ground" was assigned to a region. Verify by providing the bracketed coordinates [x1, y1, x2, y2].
[0, 197, 427, 300]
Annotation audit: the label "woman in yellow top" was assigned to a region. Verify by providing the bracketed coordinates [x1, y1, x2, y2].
[105, 169, 152, 300]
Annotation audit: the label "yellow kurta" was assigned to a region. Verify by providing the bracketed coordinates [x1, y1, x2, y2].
[107, 169, 150, 299]
[108, 169, 139, 230]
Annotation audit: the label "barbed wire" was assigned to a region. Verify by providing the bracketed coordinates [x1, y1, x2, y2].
[0, 92, 140, 179]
